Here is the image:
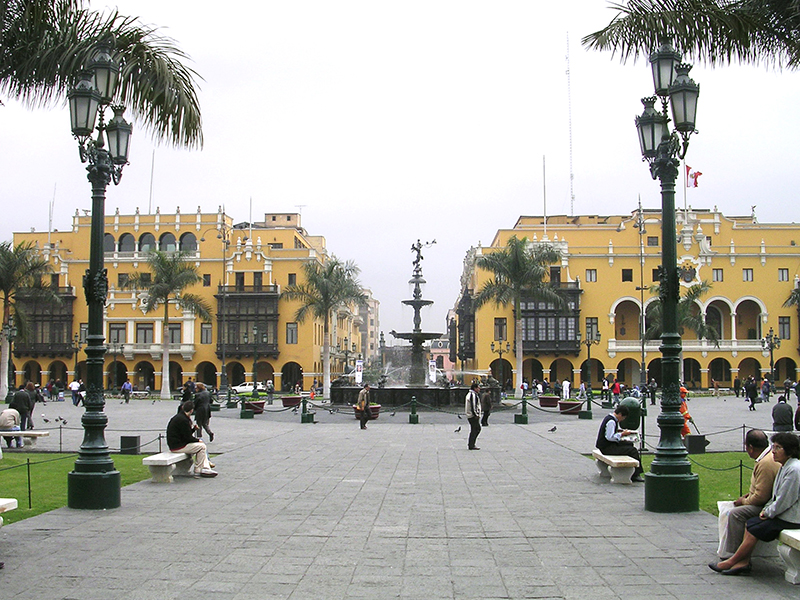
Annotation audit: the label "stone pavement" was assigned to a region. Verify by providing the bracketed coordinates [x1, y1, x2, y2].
[0, 391, 797, 599]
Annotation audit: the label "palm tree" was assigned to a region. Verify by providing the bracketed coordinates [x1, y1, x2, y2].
[782, 284, 800, 350]
[583, 0, 800, 69]
[128, 250, 211, 400]
[281, 257, 366, 399]
[474, 236, 563, 398]
[1, 0, 202, 147]
[644, 280, 720, 343]
[0, 240, 56, 398]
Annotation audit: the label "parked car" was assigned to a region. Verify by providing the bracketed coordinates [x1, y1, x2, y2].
[231, 382, 266, 394]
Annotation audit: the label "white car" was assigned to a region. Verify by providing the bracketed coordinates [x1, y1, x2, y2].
[230, 382, 266, 394]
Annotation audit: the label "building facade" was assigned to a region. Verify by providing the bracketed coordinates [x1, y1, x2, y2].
[454, 207, 800, 392]
[10, 208, 367, 393]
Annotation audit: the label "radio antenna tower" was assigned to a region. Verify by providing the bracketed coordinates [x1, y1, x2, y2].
[566, 33, 576, 216]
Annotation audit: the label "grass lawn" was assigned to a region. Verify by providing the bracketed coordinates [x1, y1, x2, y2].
[641, 451, 752, 515]
[0, 453, 151, 525]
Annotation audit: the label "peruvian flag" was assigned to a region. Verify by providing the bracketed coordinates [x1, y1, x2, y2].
[686, 164, 702, 187]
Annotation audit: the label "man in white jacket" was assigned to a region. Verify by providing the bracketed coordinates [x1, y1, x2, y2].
[465, 381, 482, 450]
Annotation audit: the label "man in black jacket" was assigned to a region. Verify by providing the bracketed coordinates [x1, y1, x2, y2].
[166, 400, 217, 477]
[9, 383, 33, 448]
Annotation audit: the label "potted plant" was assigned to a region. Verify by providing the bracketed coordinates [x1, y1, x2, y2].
[558, 399, 583, 414]
[538, 395, 559, 408]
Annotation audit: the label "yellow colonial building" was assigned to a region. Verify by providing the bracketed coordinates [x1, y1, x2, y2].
[10, 208, 365, 393]
[454, 206, 800, 392]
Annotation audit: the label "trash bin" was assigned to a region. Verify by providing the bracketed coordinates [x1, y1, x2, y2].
[617, 397, 641, 429]
[685, 434, 709, 454]
[120, 435, 140, 455]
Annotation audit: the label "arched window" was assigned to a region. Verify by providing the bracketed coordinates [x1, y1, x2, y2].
[159, 232, 177, 252]
[103, 233, 115, 253]
[179, 232, 197, 252]
[139, 233, 156, 253]
[118, 233, 135, 252]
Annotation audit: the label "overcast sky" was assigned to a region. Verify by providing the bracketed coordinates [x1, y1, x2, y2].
[2, 1, 800, 339]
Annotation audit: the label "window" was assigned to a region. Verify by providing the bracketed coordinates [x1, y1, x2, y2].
[286, 322, 298, 344]
[585, 317, 599, 339]
[79, 323, 88, 344]
[622, 269, 633, 282]
[549, 267, 561, 284]
[139, 233, 156, 252]
[136, 323, 154, 344]
[51, 273, 60, 288]
[118, 233, 135, 252]
[108, 323, 126, 344]
[118, 273, 129, 288]
[203, 274, 211, 287]
[103, 233, 115, 253]
[779, 316, 791, 340]
[743, 268, 754, 282]
[201, 323, 213, 344]
[647, 236, 659, 246]
[585, 269, 597, 282]
[494, 317, 507, 341]
[712, 269, 723, 282]
[168, 323, 181, 345]
[779, 268, 789, 282]
[253, 272, 262, 290]
[288, 273, 297, 286]
[159, 232, 177, 252]
[652, 268, 660, 282]
[139, 273, 151, 286]
[235, 272, 245, 290]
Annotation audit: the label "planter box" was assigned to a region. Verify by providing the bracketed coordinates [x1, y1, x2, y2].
[558, 400, 583, 415]
[282, 396, 302, 408]
[353, 404, 381, 420]
[538, 396, 559, 408]
[244, 400, 265, 414]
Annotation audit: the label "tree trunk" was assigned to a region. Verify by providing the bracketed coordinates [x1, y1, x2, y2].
[160, 302, 171, 400]
[322, 316, 331, 399]
[0, 335, 8, 399]
[514, 311, 523, 399]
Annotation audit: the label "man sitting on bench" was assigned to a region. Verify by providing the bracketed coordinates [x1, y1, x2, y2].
[167, 400, 217, 478]
[596, 405, 644, 483]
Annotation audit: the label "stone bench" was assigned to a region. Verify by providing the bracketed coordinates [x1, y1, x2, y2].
[142, 451, 193, 483]
[0, 430, 50, 447]
[0, 497, 18, 527]
[592, 448, 639, 485]
[778, 529, 800, 584]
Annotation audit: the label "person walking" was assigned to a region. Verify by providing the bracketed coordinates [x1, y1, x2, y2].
[357, 384, 371, 430]
[193, 383, 214, 442]
[744, 376, 758, 411]
[9, 383, 33, 448]
[733, 376, 741, 398]
[772, 396, 794, 432]
[68, 378, 81, 406]
[648, 378, 658, 405]
[761, 377, 771, 403]
[120, 379, 132, 404]
[480, 388, 492, 427]
[465, 381, 482, 450]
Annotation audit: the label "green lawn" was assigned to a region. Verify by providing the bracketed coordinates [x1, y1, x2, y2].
[641, 451, 752, 515]
[0, 453, 151, 525]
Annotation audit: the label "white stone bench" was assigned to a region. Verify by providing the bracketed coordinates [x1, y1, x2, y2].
[592, 448, 639, 485]
[0, 497, 18, 527]
[778, 529, 800, 584]
[0, 430, 50, 447]
[142, 451, 193, 483]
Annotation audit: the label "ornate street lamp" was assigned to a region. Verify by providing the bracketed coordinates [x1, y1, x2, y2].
[490, 341, 510, 391]
[251, 324, 261, 399]
[635, 40, 700, 512]
[634, 199, 650, 450]
[762, 327, 781, 384]
[109, 341, 121, 393]
[577, 329, 601, 420]
[66, 40, 132, 510]
[4, 316, 18, 403]
[201, 222, 233, 403]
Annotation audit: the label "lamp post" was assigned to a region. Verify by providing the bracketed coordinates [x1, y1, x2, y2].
[200, 223, 232, 403]
[109, 341, 120, 394]
[762, 327, 781, 383]
[490, 341, 510, 391]
[634, 199, 649, 451]
[342, 336, 351, 372]
[4, 316, 18, 403]
[635, 40, 700, 512]
[577, 329, 601, 420]
[66, 39, 132, 509]
[72, 332, 82, 381]
[250, 324, 264, 399]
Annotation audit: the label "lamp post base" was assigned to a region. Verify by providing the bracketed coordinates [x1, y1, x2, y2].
[67, 470, 121, 509]
[644, 472, 699, 512]
[514, 414, 528, 424]
[577, 410, 593, 420]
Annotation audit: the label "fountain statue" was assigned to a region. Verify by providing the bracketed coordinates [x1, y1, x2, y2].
[389, 239, 442, 385]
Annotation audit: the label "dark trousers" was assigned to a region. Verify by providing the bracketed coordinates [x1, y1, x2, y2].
[359, 407, 371, 429]
[601, 442, 643, 478]
[481, 408, 490, 427]
[468, 417, 481, 449]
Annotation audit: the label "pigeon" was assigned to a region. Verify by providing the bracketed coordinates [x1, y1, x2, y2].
[457, 414, 462, 419]
[390, 411, 396, 417]
[61, 420, 67, 426]
[55, 417, 62, 422]
[41, 416, 50, 423]
[454, 426, 461, 433]
[548, 426, 557, 432]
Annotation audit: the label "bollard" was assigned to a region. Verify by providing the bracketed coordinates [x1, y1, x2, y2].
[239, 398, 254, 419]
[301, 396, 314, 423]
[409, 396, 419, 424]
[514, 395, 528, 424]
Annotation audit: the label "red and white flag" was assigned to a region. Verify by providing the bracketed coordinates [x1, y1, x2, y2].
[686, 164, 702, 188]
